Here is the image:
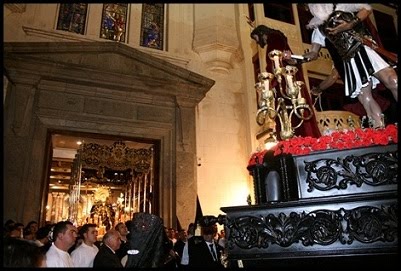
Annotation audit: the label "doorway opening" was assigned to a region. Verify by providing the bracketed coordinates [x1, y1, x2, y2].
[45, 130, 160, 235]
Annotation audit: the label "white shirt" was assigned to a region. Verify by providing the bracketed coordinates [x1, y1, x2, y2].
[71, 242, 99, 267]
[180, 234, 193, 265]
[46, 243, 75, 267]
[181, 241, 189, 265]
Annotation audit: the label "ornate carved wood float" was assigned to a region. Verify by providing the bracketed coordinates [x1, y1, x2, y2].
[72, 140, 153, 185]
[214, 143, 398, 267]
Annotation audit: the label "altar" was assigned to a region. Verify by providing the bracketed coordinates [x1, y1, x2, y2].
[218, 126, 398, 267]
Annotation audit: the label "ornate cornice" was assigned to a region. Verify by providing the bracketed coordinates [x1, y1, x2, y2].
[22, 26, 191, 69]
[4, 41, 215, 104]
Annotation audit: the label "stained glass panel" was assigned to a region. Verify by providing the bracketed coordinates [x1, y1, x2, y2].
[56, 3, 88, 35]
[140, 4, 165, 50]
[100, 3, 128, 42]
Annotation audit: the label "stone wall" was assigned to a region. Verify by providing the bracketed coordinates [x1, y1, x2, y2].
[3, 41, 214, 227]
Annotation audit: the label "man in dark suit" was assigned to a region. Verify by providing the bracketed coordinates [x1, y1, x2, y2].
[93, 229, 123, 268]
[188, 224, 224, 270]
[174, 223, 196, 271]
[173, 229, 186, 260]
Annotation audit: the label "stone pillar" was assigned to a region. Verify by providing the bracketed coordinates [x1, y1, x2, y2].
[175, 97, 198, 229]
[3, 76, 42, 223]
[193, 4, 242, 74]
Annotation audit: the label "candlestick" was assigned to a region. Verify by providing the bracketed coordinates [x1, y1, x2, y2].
[255, 49, 314, 140]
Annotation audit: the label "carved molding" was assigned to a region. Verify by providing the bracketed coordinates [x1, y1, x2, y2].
[226, 204, 398, 249]
[22, 26, 191, 69]
[305, 150, 398, 192]
[22, 26, 96, 42]
[194, 43, 240, 74]
[137, 47, 190, 69]
[193, 10, 242, 73]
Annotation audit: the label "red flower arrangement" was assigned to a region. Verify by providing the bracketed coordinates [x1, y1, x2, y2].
[248, 124, 398, 167]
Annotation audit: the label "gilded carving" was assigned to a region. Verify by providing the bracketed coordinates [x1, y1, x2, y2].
[79, 141, 153, 173]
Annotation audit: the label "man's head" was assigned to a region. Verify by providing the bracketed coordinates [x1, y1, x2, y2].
[167, 228, 176, 240]
[36, 226, 52, 245]
[79, 223, 98, 246]
[103, 229, 121, 252]
[201, 225, 217, 242]
[187, 223, 195, 236]
[4, 219, 16, 231]
[115, 222, 129, 238]
[26, 221, 39, 234]
[52, 221, 77, 251]
[9, 223, 24, 238]
[177, 229, 187, 242]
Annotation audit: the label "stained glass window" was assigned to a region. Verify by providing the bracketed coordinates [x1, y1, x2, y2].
[56, 3, 88, 35]
[140, 4, 165, 50]
[100, 3, 128, 42]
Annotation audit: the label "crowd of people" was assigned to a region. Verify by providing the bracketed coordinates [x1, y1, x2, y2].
[3, 214, 228, 269]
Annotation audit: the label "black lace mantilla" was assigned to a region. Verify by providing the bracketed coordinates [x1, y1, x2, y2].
[126, 212, 172, 268]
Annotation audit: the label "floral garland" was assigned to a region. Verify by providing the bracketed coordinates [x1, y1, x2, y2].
[248, 124, 398, 167]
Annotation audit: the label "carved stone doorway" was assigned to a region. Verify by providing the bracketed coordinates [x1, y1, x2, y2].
[4, 41, 214, 228]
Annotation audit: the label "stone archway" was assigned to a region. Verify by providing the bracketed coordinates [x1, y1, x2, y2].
[3, 41, 215, 227]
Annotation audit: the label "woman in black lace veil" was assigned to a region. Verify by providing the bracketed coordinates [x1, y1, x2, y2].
[125, 212, 177, 269]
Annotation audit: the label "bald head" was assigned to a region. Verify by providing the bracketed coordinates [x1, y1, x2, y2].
[103, 229, 122, 252]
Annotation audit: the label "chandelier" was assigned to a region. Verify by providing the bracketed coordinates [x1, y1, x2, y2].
[255, 49, 313, 140]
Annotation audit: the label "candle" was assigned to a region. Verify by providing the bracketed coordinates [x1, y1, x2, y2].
[286, 74, 295, 97]
[273, 55, 280, 70]
[263, 78, 270, 92]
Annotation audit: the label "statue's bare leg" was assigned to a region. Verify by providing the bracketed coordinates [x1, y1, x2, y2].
[374, 67, 398, 102]
[357, 83, 384, 128]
